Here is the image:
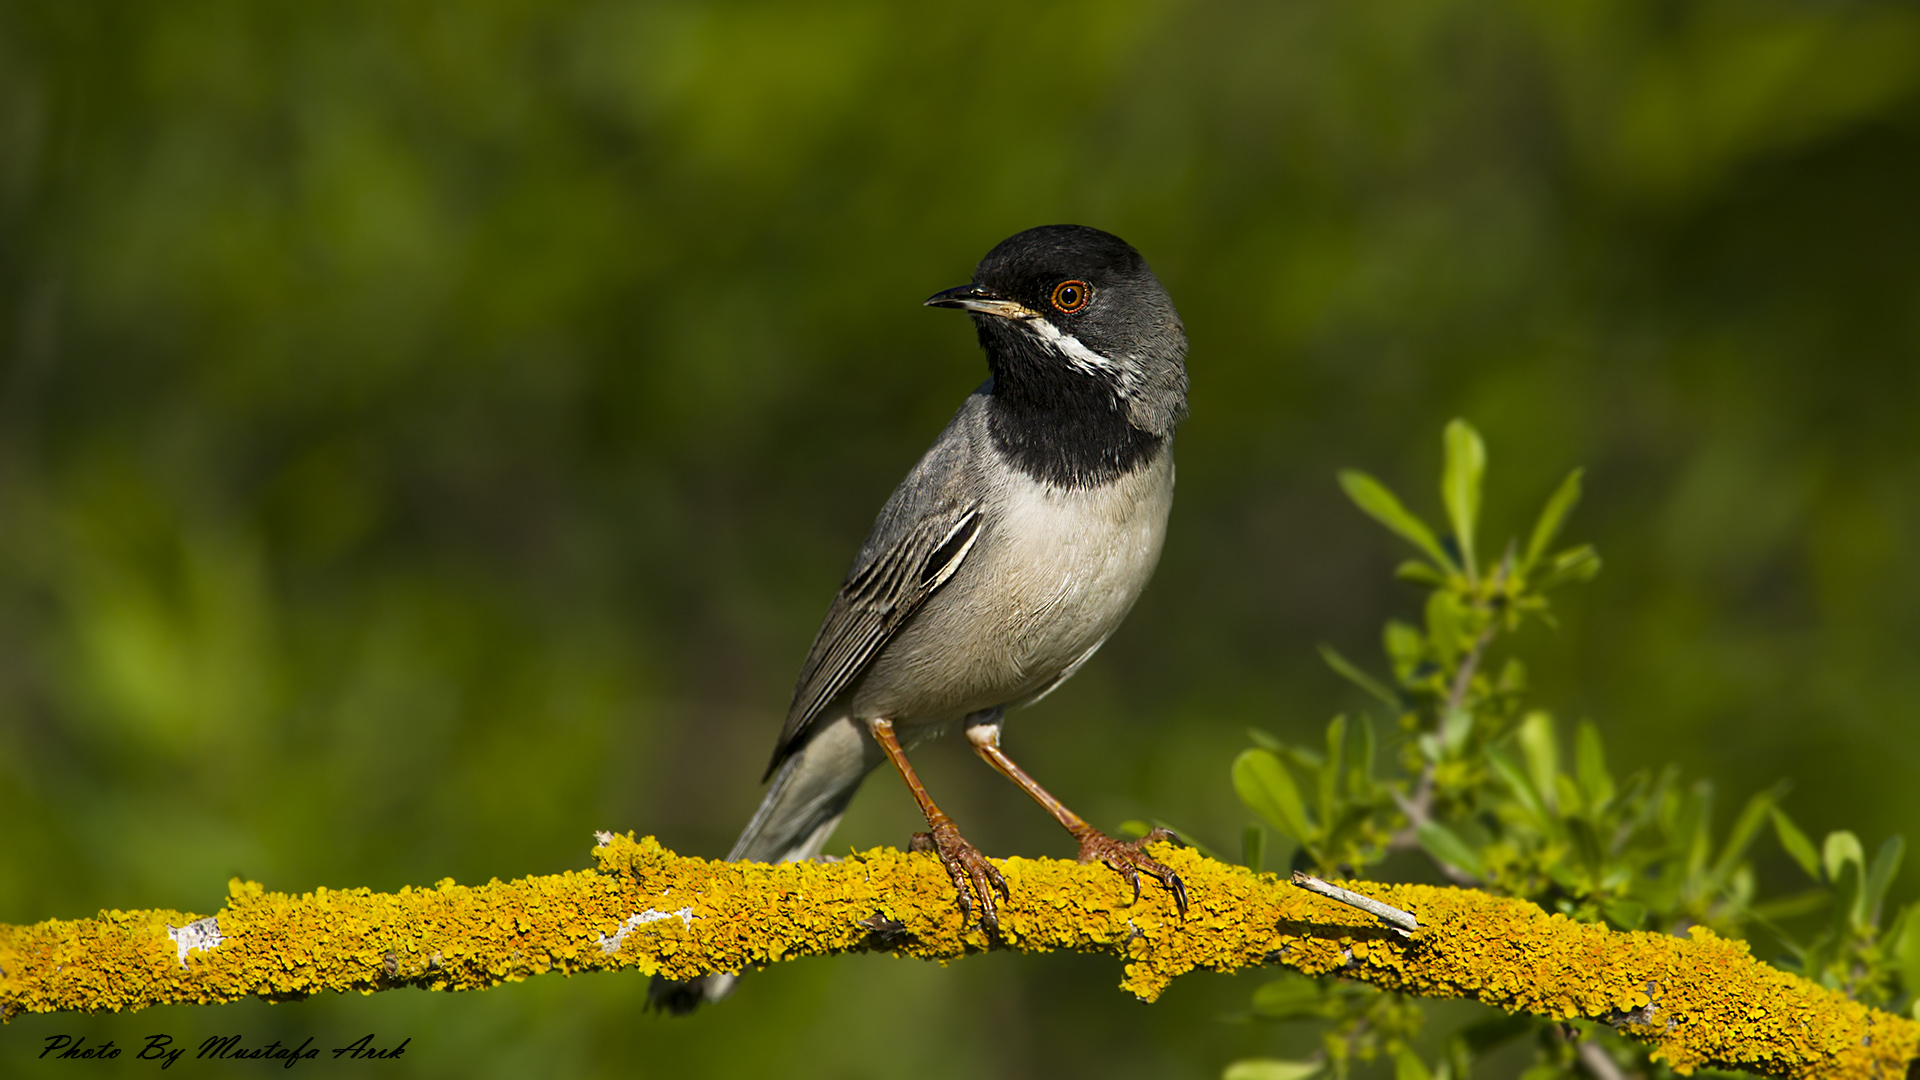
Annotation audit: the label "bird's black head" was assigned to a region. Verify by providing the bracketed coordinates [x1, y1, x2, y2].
[926, 225, 1188, 487]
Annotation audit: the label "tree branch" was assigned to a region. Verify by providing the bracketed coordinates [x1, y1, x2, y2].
[2, 834, 1912, 1079]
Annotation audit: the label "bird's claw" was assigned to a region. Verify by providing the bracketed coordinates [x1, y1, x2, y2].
[910, 821, 1009, 931]
[1076, 826, 1188, 916]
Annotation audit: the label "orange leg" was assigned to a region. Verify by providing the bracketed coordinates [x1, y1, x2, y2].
[867, 718, 1009, 930]
[966, 720, 1188, 914]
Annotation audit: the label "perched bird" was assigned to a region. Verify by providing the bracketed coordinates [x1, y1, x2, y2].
[651, 224, 1189, 1012]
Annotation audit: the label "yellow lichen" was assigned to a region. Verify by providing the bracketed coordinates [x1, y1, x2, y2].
[1, 835, 1912, 1079]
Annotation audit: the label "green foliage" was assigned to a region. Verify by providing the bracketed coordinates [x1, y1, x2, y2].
[1764, 825, 1916, 1006]
[1234, 715, 1393, 874]
[1233, 973, 1428, 1080]
[1227, 422, 1918, 1079]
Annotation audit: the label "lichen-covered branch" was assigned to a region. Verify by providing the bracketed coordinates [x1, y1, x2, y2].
[2, 835, 1912, 1079]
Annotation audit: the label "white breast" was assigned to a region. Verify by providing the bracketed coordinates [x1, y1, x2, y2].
[846, 450, 1175, 727]
[988, 457, 1173, 680]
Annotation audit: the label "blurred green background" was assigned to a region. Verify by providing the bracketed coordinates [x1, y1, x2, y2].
[3, 0, 1918, 1076]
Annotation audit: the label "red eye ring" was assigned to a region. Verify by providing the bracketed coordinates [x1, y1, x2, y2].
[1050, 280, 1091, 314]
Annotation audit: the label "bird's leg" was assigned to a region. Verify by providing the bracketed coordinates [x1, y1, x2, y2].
[866, 717, 1010, 930]
[965, 719, 1188, 914]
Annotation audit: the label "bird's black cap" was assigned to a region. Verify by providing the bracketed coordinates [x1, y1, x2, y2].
[971, 224, 1156, 304]
[924, 225, 1157, 320]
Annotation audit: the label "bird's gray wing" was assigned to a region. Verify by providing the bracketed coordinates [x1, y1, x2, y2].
[762, 393, 991, 778]
[763, 501, 983, 778]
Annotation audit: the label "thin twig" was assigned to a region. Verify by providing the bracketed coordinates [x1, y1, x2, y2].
[1389, 766, 1437, 846]
[1387, 784, 1479, 885]
[1445, 549, 1512, 717]
[1444, 620, 1499, 719]
[1390, 617, 1489, 882]
[1388, 563, 1505, 876]
[1290, 871, 1419, 937]
[1577, 1038, 1631, 1080]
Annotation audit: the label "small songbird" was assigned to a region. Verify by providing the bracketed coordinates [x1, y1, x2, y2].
[651, 224, 1189, 1012]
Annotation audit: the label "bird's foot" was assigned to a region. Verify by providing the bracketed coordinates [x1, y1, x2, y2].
[909, 820, 1009, 932]
[1075, 827, 1189, 915]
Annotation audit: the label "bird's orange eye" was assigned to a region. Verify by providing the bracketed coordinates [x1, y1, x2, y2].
[1050, 280, 1091, 314]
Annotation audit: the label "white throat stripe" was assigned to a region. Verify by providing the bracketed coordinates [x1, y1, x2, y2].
[1028, 319, 1139, 391]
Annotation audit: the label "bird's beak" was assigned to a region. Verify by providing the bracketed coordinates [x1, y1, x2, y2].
[924, 283, 1038, 320]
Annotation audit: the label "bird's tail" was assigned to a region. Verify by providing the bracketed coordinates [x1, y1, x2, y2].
[647, 716, 882, 1014]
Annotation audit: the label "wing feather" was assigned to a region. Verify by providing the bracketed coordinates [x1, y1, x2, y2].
[763, 504, 983, 776]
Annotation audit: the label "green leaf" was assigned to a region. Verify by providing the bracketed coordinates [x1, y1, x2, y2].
[1772, 808, 1822, 880]
[1440, 706, 1473, 756]
[1243, 823, 1266, 873]
[1747, 888, 1829, 922]
[1233, 749, 1315, 847]
[1441, 419, 1487, 580]
[1495, 657, 1527, 696]
[1247, 727, 1284, 752]
[1831, 858, 1864, 939]
[1415, 821, 1485, 879]
[1418, 732, 1444, 763]
[1516, 712, 1559, 813]
[1349, 713, 1377, 799]
[1225, 1059, 1324, 1080]
[1339, 469, 1458, 574]
[1395, 1044, 1434, 1080]
[1523, 468, 1584, 576]
[1553, 774, 1585, 818]
[1538, 544, 1602, 589]
[1862, 835, 1905, 928]
[1487, 746, 1554, 833]
[1426, 591, 1466, 671]
[1891, 902, 1920, 1003]
[1248, 976, 1330, 1021]
[1394, 560, 1449, 587]
[1823, 830, 1866, 885]
[1281, 745, 1325, 772]
[1574, 721, 1615, 810]
[1709, 785, 1781, 888]
[1633, 767, 1675, 839]
[1566, 815, 1607, 886]
[1318, 644, 1400, 709]
[1678, 780, 1714, 879]
[1384, 620, 1426, 687]
[1320, 715, 1347, 833]
[1457, 1013, 1535, 1054]
[1603, 900, 1647, 929]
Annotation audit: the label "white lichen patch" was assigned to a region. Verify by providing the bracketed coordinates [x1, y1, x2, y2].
[597, 908, 694, 955]
[167, 916, 223, 966]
